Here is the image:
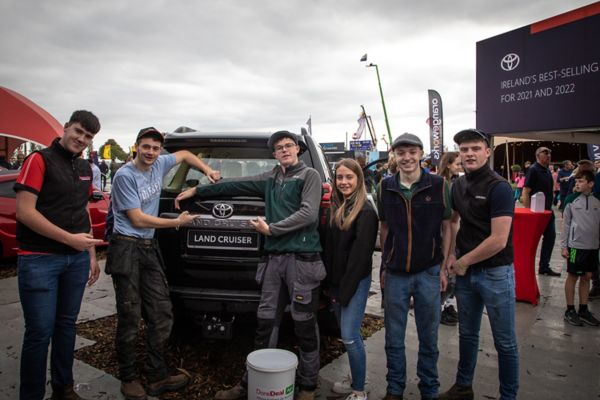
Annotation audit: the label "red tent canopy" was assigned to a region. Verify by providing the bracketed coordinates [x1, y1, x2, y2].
[0, 87, 62, 157]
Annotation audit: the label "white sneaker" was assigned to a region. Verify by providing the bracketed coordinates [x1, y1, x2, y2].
[332, 375, 370, 394]
[345, 392, 368, 400]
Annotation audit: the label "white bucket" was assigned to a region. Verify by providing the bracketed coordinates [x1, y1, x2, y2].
[246, 349, 298, 400]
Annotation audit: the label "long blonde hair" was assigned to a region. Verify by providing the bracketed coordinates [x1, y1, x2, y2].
[331, 159, 368, 231]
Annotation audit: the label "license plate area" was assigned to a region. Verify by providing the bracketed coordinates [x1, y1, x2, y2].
[187, 230, 259, 251]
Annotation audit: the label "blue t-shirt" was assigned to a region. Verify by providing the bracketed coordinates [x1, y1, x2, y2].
[111, 154, 176, 238]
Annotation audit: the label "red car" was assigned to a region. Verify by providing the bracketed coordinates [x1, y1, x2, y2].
[0, 170, 109, 259]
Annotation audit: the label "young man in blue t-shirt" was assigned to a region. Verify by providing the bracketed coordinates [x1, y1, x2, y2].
[107, 127, 220, 400]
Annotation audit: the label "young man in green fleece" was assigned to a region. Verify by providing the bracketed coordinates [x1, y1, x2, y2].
[175, 130, 324, 400]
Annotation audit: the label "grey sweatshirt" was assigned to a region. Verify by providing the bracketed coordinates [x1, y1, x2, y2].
[560, 193, 600, 250]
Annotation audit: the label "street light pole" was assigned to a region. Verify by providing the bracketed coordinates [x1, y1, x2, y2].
[365, 62, 393, 145]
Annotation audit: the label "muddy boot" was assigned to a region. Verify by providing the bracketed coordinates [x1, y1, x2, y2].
[146, 373, 189, 396]
[120, 380, 147, 400]
[438, 383, 474, 400]
[295, 390, 315, 400]
[51, 384, 85, 400]
[214, 382, 247, 400]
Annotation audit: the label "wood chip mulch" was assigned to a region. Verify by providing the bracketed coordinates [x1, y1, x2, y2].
[75, 314, 384, 399]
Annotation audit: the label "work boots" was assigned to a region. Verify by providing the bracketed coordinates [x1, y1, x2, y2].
[145, 373, 190, 396]
[438, 383, 474, 400]
[214, 382, 247, 400]
[50, 384, 86, 400]
[295, 389, 315, 400]
[120, 380, 147, 400]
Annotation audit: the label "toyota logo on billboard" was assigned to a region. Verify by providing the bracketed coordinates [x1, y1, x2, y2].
[500, 53, 520, 71]
[212, 203, 234, 219]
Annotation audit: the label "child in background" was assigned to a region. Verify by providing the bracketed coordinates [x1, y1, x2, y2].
[514, 172, 525, 203]
[561, 170, 600, 326]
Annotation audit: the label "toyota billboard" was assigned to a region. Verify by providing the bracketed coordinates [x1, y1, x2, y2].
[476, 3, 600, 135]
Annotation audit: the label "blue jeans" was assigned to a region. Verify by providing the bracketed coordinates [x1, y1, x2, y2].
[384, 265, 441, 398]
[332, 275, 371, 392]
[454, 265, 519, 400]
[18, 252, 90, 400]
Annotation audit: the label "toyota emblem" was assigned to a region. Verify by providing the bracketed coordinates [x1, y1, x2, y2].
[500, 53, 520, 71]
[212, 203, 234, 219]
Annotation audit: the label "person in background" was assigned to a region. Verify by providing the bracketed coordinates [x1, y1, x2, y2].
[14, 110, 103, 400]
[0, 155, 12, 169]
[522, 147, 559, 276]
[513, 172, 525, 203]
[437, 151, 461, 326]
[523, 160, 532, 175]
[565, 160, 595, 198]
[557, 160, 574, 210]
[325, 159, 379, 400]
[560, 170, 600, 326]
[88, 159, 101, 190]
[109, 158, 120, 185]
[551, 165, 560, 206]
[11, 153, 25, 169]
[99, 159, 109, 191]
[439, 129, 518, 400]
[590, 159, 600, 300]
[356, 155, 375, 193]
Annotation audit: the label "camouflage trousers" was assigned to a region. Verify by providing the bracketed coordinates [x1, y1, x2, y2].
[106, 235, 173, 382]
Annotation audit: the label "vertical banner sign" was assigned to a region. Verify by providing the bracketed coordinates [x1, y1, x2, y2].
[428, 90, 443, 166]
[587, 144, 600, 161]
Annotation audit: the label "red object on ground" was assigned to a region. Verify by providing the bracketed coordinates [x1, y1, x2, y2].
[512, 208, 552, 305]
[0, 86, 62, 156]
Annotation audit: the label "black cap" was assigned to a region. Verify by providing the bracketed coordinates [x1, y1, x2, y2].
[268, 131, 306, 154]
[391, 133, 423, 150]
[136, 127, 164, 143]
[453, 129, 490, 146]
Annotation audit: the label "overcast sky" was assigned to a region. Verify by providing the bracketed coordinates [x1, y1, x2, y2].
[0, 0, 594, 153]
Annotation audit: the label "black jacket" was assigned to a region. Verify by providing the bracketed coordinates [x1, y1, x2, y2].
[452, 165, 514, 268]
[324, 202, 378, 306]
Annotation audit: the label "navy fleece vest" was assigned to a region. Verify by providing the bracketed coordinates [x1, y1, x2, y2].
[380, 171, 445, 274]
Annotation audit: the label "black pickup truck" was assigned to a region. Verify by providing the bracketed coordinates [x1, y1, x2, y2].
[157, 127, 335, 338]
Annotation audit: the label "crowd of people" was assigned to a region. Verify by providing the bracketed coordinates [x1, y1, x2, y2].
[512, 150, 600, 325]
[11, 111, 599, 400]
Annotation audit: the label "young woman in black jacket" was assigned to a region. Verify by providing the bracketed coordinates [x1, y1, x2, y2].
[324, 159, 379, 400]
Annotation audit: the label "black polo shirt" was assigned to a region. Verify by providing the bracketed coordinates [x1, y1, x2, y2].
[524, 162, 553, 210]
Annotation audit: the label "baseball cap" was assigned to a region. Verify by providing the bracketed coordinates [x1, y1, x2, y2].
[453, 129, 490, 146]
[268, 130, 307, 154]
[391, 133, 423, 150]
[136, 127, 164, 143]
[535, 146, 551, 155]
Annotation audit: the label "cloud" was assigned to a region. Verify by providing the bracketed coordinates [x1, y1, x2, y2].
[0, 0, 593, 152]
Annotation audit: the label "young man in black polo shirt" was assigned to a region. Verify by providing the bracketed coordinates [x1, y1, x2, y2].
[14, 110, 103, 400]
[440, 129, 518, 400]
[522, 146, 560, 276]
